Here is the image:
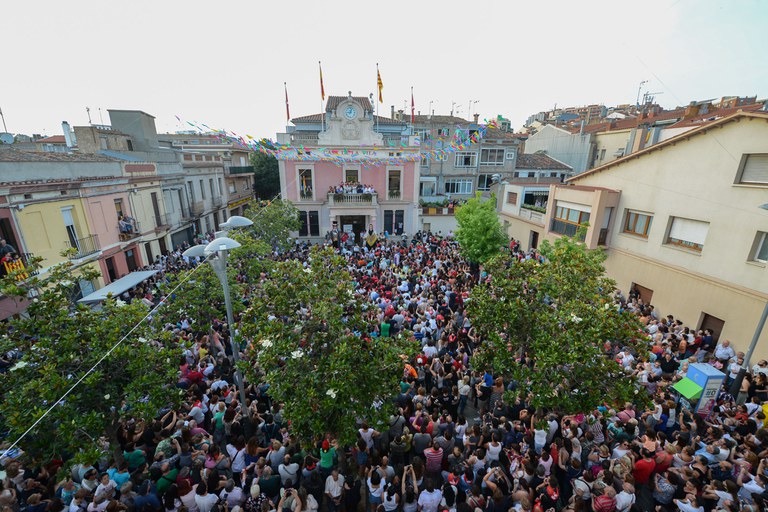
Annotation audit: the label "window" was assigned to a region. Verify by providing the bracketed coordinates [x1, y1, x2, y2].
[384, 210, 405, 235]
[444, 179, 473, 195]
[623, 210, 653, 237]
[388, 170, 401, 199]
[61, 207, 78, 248]
[218, 178, 223, 196]
[666, 217, 709, 252]
[506, 192, 518, 205]
[229, 183, 236, 194]
[298, 211, 320, 237]
[551, 201, 590, 238]
[454, 152, 477, 168]
[480, 148, 505, 166]
[751, 232, 768, 263]
[514, 171, 530, 178]
[188, 182, 195, 202]
[420, 154, 430, 167]
[209, 179, 215, 198]
[126, 140, 133, 151]
[200, 179, 206, 199]
[114, 199, 124, 218]
[736, 154, 768, 184]
[477, 174, 494, 191]
[298, 169, 313, 199]
[345, 168, 359, 183]
[600, 149, 606, 161]
[506, 150, 516, 160]
[420, 178, 436, 197]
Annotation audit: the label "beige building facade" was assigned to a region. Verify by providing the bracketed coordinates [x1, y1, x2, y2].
[567, 112, 768, 362]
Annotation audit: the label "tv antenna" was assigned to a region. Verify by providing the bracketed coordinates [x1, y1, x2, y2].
[86, 107, 93, 124]
[0, 106, 7, 133]
[635, 80, 648, 107]
[642, 90, 663, 105]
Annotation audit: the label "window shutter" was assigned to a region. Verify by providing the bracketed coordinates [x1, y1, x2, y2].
[741, 155, 768, 184]
[555, 200, 591, 214]
[669, 217, 709, 244]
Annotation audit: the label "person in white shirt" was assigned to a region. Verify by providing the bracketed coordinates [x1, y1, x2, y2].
[278, 455, 300, 486]
[324, 470, 345, 512]
[614, 483, 635, 512]
[714, 340, 736, 362]
[195, 482, 220, 512]
[416, 480, 442, 512]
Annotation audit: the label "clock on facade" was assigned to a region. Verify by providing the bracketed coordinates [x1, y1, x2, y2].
[343, 105, 357, 120]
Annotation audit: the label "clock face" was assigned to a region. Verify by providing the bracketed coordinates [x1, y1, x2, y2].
[344, 106, 357, 120]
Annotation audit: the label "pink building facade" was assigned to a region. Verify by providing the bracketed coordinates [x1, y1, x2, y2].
[277, 94, 421, 241]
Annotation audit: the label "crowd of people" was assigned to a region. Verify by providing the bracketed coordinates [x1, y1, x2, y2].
[2, 232, 768, 512]
[329, 183, 376, 195]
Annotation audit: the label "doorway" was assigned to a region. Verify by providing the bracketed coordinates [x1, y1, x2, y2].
[105, 257, 117, 283]
[339, 215, 366, 245]
[125, 249, 138, 272]
[699, 313, 725, 343]
[145, 243, 153, 266]
[630, 283, 654, 305]
[529, 230, 539, 250]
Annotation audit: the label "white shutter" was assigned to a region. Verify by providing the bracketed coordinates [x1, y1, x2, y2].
[669, 217, 709, 244]
[742, 155, 768, 184]
[556, 200, 591, 213]
[61, 208, 75, 226]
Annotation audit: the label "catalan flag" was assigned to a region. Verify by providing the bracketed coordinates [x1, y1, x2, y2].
[376, 64, 383, 103]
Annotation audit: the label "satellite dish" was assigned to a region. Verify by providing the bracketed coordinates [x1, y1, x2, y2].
[0, 133, 13, 145]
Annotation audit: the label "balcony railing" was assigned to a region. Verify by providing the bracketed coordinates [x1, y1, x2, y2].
[327, 192, 378, 206]
[228, 165, 254, 174]
[550, 219, 586, 241]
[291, 134, 319, 145]
[64, 234, 101, 260]
[213, 196, 223, 207]
[118, 220, 141, 241]
[517, 206, 545, 224]
[0, 252, 39, 279]
[388, 190, 401, 200]
[190, 201, 205, 216]
[154, 213, 172, 231]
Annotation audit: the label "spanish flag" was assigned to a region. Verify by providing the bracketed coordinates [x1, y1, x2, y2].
[376, 64, 383, 103]
[319, 61, 325, 101]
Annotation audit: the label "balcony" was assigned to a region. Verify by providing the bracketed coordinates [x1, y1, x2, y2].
[0, 252, 39, 279]
[550, 219, 585, 241]
[518, 205, 545, 224]
[387, 190, 402, 200]
[64, 234, 101, 260]
[118, 219, 141, 241]
[291, 134, 319, 146]
[327, 192, 378, 206]
[190, 201, 205, 216]
[212, 196, 223, 207]
[228, 165, 254, 174]
[153, 213, 172, 232]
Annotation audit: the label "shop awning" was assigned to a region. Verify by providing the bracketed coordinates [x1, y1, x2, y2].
[78, 270, 159, 304]
[673, 377, 703, 399]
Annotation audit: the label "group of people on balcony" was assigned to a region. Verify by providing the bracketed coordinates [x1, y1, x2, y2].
[330, 182, 376, 195]
[118, 216, 137, 235]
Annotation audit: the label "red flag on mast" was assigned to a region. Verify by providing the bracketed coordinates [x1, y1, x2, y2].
[319, 61, 325, 101]
[376, 64, 384, 104]
[284, 82, 290, 122]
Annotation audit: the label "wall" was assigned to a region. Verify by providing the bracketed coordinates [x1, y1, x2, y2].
[524, 125, 594, 174]
[573, 115, 768, 360]
[593, 129, 632, 166]
[420, 214, 457, 235]
[16, 198, 91, 268]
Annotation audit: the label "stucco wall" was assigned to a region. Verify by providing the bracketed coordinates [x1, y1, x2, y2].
[525, 125, 593, 174]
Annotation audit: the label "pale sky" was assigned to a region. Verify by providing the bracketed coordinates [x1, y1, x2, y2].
[2, 0, 767, 139]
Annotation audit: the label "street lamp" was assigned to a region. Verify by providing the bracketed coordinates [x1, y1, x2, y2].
[183, 217, 253, 412]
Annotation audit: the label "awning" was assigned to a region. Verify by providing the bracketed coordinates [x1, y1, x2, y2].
[78, 270, 159, 304]
[673, 377, 703, 399]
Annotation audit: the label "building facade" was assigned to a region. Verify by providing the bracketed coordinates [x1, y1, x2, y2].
[500, 111, 768, 362]
[277, 94, 420, 242]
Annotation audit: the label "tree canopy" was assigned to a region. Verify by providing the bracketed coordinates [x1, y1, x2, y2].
[455, 193, 508, 264]
[0, 261, 180, 464]
[249, 153, 280, 199]
[239, 246, 418, 446]
[467, 233, 647, 414]
[244, 199, 301, 252]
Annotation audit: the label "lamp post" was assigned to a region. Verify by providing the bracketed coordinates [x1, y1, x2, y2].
[182, 215, 253, 412]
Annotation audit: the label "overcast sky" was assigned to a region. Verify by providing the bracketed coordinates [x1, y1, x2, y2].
[2, 0, 767, 139]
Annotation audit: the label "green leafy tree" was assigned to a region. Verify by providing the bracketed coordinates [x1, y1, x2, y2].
[468, 233, 646, 414]
[239, 247, 417, 446]
[249, 153, 280, 199]
[244, 199, 301, 252]
[455, 193, 508, 264]
[0, 261, 181, 465]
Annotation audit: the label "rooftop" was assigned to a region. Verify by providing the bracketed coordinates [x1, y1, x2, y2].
[35, 135, 66, 144]
[0, 148, 118, 163]
[516, 153, 571, 170]
[326, 95, 373, 112]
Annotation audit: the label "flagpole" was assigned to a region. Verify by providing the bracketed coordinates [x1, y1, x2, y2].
[375, 63, 380, 135]
[319, 61, 325, 133]
[284, 82, 290, 123]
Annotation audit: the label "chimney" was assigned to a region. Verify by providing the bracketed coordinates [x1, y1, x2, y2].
[397, 109, 404, 121]
[473, 113, 479, 123]
[62, 121, 73, 147]
[391, 105, 395, 119]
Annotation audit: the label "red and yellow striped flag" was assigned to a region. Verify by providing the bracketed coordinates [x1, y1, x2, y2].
[376, 64, 383, 103]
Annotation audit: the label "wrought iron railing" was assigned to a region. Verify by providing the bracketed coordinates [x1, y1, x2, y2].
[64, 234, 101, 259]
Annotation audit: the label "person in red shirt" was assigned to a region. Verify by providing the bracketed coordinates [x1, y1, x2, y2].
[632, 449, 656, 485]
